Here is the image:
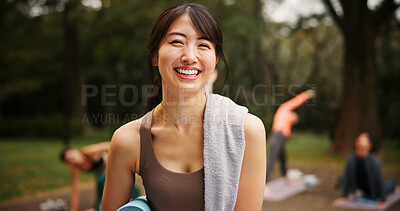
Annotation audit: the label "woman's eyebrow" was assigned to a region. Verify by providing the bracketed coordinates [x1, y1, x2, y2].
[167, 32, 210, 41]
[167, 32, 186, 37]
[198, 36, 210, 41]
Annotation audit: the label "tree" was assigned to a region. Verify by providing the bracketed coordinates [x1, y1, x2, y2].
[323, 0, 400, 154]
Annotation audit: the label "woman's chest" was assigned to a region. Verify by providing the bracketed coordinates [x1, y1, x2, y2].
[151, 129, 204, 174]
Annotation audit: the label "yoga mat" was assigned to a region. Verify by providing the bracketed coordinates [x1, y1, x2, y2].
[264, 176, 320, 201]
[117, 196, 150, 211]
[333, 187, 400, 210]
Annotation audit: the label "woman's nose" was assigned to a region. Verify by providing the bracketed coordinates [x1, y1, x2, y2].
[181, 45, 198, 64]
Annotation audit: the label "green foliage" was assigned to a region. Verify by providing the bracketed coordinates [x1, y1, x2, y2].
[0, 0, 399, 142]
[0, 115, 83, 138]
[377, 19, 400, 141]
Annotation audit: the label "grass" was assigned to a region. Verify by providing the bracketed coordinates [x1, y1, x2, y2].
[0, 130, 113, 202]
[286, 133, 400, 166]
[287, 132, 335, 163]
[0, 131, 399, 202]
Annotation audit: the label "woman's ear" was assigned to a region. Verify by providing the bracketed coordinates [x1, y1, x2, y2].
[216, 57, 219, 65]
[152, 56, 158, 66]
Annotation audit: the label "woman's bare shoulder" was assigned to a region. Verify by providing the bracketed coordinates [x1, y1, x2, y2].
[244, 113, 266, 144]
[112, 118, 142, 144]
[109, 117, 145, 162]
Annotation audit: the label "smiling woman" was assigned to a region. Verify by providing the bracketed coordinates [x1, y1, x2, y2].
[101, 3, 266, 211]
[146, 3, 230, 111]
[155, 14, 217, 92]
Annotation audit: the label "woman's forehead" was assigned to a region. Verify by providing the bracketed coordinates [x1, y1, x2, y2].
[166, 14, 203, 38]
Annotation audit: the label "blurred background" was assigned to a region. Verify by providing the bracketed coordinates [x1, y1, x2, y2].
[0, 0, 399, 210]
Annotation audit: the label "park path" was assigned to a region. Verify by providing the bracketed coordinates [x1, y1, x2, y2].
[0, 176, 146, 211]
[1, 163, 399, 211]
[0, 182, 95, 211]
[262, 162, 400, 211]
[0, 182, 96, 211]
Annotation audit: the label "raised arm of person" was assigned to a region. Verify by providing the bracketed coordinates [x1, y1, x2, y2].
[235, 113, 267, 211]
[70, 167, 81, 211]
[101, 121, 141, 211]
[279, 89, 316, 111]
[81, 142, 111, 156]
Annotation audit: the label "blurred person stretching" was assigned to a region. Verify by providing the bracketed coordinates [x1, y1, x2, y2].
[60, 142, 139, 211]
[335, 133, 396, 208]
[265, 89, 316, 195]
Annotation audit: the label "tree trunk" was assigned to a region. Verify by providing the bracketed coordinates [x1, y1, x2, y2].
[324, 0, 399, 154]
[331, 6, 382, 154]
[66, 1, 85, 120]
[62, 2, 71, 146]
[62, 0, 85, 142]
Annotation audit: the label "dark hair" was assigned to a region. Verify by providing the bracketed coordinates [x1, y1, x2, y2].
[146, 3, 230, 111]
[59, 147, 71, 162]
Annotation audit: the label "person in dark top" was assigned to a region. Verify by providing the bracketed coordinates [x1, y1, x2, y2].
[60, 142, 139, 211]
[335, 133, 396, 208]
[101, 3, 266, 211]
[355, 157, 370, 197]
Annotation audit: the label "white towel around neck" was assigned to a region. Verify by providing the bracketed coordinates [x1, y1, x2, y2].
[203, 93, 248, 211]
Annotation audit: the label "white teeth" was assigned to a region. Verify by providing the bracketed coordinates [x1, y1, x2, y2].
[176, 68, 198, 76]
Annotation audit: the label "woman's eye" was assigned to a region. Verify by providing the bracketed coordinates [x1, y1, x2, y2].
[199, 44, 211, 49]
[170, 40, 183, 45]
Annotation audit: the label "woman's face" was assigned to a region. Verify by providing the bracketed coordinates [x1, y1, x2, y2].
[156, 14, 217, 94]
[64, 149, 85, 167]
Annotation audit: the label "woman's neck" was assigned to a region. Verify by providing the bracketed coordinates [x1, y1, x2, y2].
[156, 89, 206, 128]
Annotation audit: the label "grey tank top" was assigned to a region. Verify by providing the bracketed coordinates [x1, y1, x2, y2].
[138, 110, 205, 211]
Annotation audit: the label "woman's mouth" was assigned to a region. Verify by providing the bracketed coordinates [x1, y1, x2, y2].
[174, 68, 201, 80]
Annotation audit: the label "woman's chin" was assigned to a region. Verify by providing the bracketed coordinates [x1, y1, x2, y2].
[177, 84, 204, 93]
[163, 79, 206, 96]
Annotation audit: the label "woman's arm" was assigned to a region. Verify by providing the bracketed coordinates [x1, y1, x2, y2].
[335, 156, 353, 203]
[342, 156, 353, 197]
[279, 89, 315, 111]
[70, 167, 81, 211]
[101, 121, 141, 211]
[81, 142, 111, 156]
[235, 113, 266, 211]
